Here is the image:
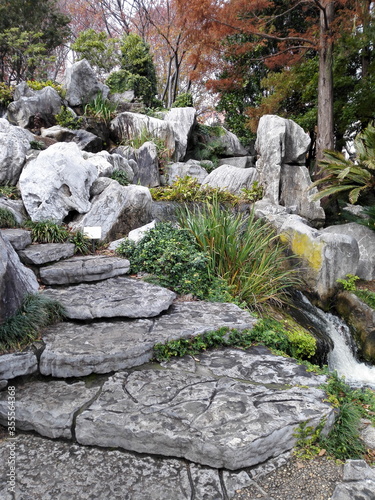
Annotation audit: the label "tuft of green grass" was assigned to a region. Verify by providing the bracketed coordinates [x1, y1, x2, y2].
[0, 184, 19, 199]
[0, 294, 65, 352]
[69, 230, 92, 255]
[24, 220, 70, 243]
[178, 199, 300, 310]
[0, 207, 18, 228]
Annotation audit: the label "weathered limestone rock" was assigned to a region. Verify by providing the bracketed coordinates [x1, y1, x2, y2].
[7, 85, 62, 129]
[0, 197, 28, 225]
[278, 215, 360, 302]
[163, 107, 196, 161]
[336, 291, 375, 364]
[0, 351, 37, 381]
[65, 59, 109, 107]
[82, 150, 134, 182]
[42, 276, 176, 320]
[41, 125, 103, 152]
[75, 350, 334, 469]
[255, 115, 311, 205]
[40, 302, 256, 377]
[69, 181, 152, 241]
[19, 142, 98, 223]
[216, 128, 248, 157]
[18, 243, 75, 266]
[135, 141, 160, 187]
[0, 434, 251, 500]
[165, 161, 208, 185]
[323, 222, 375, 280]
[218, 156, 255, 169]
[127, 220, 156, 243]
[0, 231, 39, 322]
[203, 164, 258, 194]
[0, 118, 34, 185]
[279, 165, 325, 224]
[0, 379, 99, 439]
[1, 229, 31, 250]
[39, 255, 130, 285]
[110, 112, 176, 157]
[151, 200, 181, 223]
[331, 460, 375, 500]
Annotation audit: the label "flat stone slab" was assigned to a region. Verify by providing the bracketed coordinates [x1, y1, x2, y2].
[40, 302, 256, 377]
[0, 379, 99, 439]
[0, 434, 251, 500]
[1, 228, 32, 250]
[42, 276, 176, 320]
[39, 255, 130, 285]
[0, 351, 37, 382]
[76, 349, 334, 470]
[18, 242, 75, 265]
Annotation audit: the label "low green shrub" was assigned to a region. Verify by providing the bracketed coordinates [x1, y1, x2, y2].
[24, 220, 70, 243]
[0, 294, 65, 352]
[55, 106, 83, 130]
[69, 230, 92, 255]
[354, 289, 375, 310]
[111, 169, 130, 186]
[172, 92, 193, 108]
[84, 92, 117, 124]
[0, 208, 18, 228]
[337, 274, 360, 291]
[29, 140, 45, 150]
[116, 222, 213, 298]
[0, 82, 14, 106]
[26, 79, 64, 95]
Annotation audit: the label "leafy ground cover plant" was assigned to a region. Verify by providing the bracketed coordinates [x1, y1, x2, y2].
[178, 199, 299, 310]
[337, 274, 375, 310]
[0, 208, 18, 228]
[0, 294, 65, 352]
[116, 222, 218, 298]
[153, 317, 316, 362]
[111, 169, 130, 186]
[55, 106, 83, 130]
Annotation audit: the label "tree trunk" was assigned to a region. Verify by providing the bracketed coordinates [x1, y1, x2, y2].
[315, 1, 335, 170]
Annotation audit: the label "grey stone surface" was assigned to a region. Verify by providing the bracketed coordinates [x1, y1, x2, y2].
[135, 141, 160, 187]
[165, 161, 208, 185]
[163, 107, 196, 161]
[323, 222, 375, 280]
[0, 351, 37, 381]
[279, 165, 325, 224]
[18, 243, 75, 266]
[203, 164, 258, 194]
[39, 255, 130, 285]
[0, 379, 99, 439]
[218, 156, 255, 169]
[1, 229, 31, 250]
[331, 462, 375, 500]
[76, 351, 334, 470]
[42, 276, 176, 320]
[69, 181, 152, 241]
[0, 232, 39, 322]
[7, 85, 62, 129]
[0, 197, 28, 225]
[0, 118, 34, 185]
[82, 150, 134, 182]
[110, 112, 176, 157]
[19, 142, 98, 223]
[65, 59, 109, 107]
[41, 126, 103, 153]
[0, 433, 251, 499]
[216, 128, 248, 157]
[39, 302, 255, 377]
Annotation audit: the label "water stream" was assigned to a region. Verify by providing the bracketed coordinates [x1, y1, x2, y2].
[296, 293, 375, 389]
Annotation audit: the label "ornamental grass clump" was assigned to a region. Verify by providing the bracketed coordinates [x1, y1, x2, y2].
[178, 199, 299, 310]
[0, 294, 65, 352]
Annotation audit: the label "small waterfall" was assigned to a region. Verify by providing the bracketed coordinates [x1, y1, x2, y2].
[294, 293, 375, 388]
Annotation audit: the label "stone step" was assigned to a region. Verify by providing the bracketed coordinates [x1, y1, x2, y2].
[0, 347, 333, 471]
[39, 254, 130, 285]
[18, 242, 75, 265]
[0, 433, 252, 500]
[39, 302, 256, 377]
[42, 276, 176, 320]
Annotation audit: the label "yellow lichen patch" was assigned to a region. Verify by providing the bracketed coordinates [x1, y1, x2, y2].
[280, 231, 324, 271]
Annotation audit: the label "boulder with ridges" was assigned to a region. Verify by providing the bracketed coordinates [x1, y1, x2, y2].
[0, 118, 34, 185]
[64, 59, 109, 107]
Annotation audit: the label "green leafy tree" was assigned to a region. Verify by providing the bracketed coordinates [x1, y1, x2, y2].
[0, 0, 70, 84]
[71, 29, 119, 76]
[106, 33, 158, 107]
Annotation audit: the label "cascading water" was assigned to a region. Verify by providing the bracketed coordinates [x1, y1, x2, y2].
[294, 293, 375, 389]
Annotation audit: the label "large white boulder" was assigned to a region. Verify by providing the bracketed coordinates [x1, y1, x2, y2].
[163, 107, 196, 161]
[19, 142, 98, 223]
[202, 164, 258, 195]
[65, 59, 109, 107]
[0, 119, 34, 185]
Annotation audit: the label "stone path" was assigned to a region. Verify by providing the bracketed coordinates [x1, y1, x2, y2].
[1, 245, 374, 499]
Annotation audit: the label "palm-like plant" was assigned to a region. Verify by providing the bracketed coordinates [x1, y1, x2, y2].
[311, 124, 375, 204]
